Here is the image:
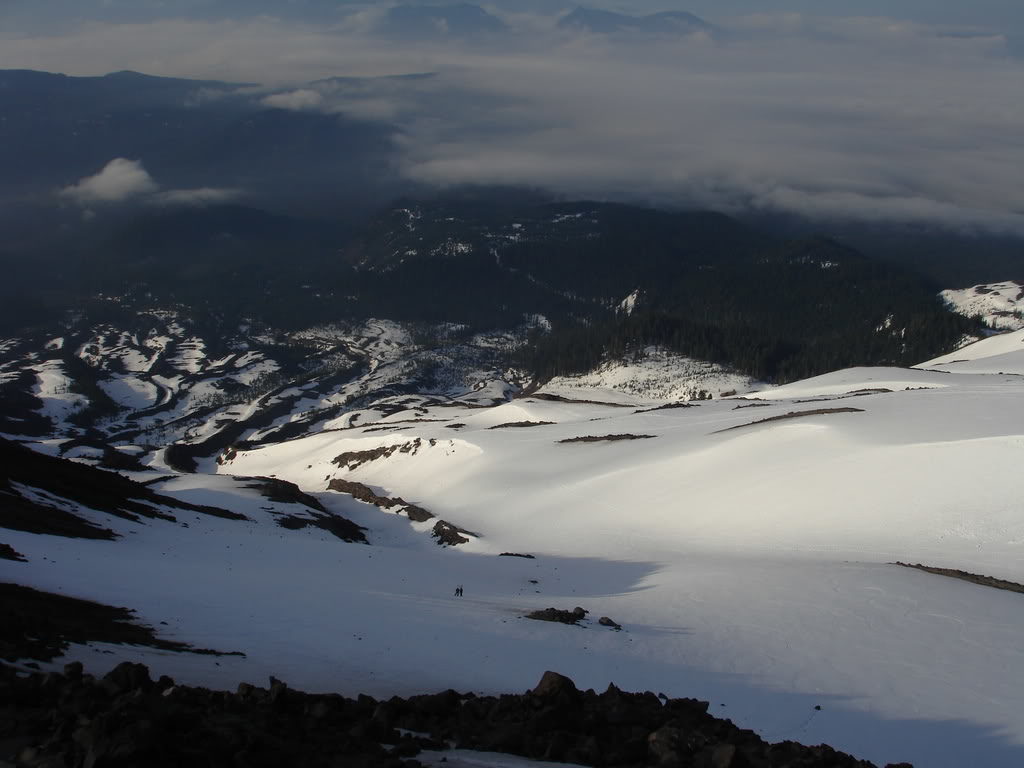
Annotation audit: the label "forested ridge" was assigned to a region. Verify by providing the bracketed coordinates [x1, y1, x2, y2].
[1, 197, 984, 384]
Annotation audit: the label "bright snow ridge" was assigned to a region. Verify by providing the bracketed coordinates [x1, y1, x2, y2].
[942, 280, 1024, 331]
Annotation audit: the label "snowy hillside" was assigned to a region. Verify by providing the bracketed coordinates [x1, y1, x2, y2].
[0, 312, 536, 469]
[942, 280, 1024, 330]
[918, 327, 1024, 375]
[542, 345, 765, 402]
[5, 331, 1024, 767]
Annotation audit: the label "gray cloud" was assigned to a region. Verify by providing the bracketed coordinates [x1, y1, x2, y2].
[11, 10, 1024, 234]
[261, 88, 324, 110]
[60, 158, 238, 208]
[60, 158, 159, 204]
[152, 187, 241, 206]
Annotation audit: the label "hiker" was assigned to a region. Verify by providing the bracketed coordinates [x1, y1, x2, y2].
[454, 585, 463, 597]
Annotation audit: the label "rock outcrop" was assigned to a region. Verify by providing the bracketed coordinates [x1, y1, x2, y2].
[0, 663, 906, 768]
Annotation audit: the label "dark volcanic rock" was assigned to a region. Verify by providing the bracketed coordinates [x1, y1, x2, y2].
[275, 511, 368, 543]
[102, 661, 152, 694]
[0, 542, 27, 562]
[431, 520, 476, 546]
[488, 421, 556, 429]
[0, 664, 899, 768]
[332, 440, 422, 471]
[532, 670, 580, 700]
[327, 477, 434, 522]
[244, 476, 327, 512]
[557, 434, 656, 444]
[525, 606, 588, 625]
[894, 561, 1024, 595]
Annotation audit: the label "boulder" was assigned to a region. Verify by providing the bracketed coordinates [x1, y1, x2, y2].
[532, 671, 580, 700]
[102, 662, 152, 694]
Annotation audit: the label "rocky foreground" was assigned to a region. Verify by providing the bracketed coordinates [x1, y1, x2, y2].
[0, 662, 912, 768]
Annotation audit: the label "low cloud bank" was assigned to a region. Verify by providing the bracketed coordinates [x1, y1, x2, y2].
[13, 10, 1024, 234]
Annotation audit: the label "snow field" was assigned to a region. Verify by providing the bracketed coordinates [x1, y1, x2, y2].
[6, 325, 1024, 767]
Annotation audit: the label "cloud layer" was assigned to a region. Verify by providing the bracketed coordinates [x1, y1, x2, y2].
[11, 9, 1024, 233]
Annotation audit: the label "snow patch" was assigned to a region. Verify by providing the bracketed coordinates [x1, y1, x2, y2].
[942, 280, 1024, 331]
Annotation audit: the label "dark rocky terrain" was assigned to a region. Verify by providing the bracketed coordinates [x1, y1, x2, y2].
[0, 663, 913, 768]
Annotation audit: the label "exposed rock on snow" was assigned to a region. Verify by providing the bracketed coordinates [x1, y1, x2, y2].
[714, 407, 865, 433]
[431, 519, 476, 547]
[557, 433, 656, 443]
[327, 477, 434, 523]
[0, 542, 27, 562]
[275, 509, 367, 543]
[526, 606, 589, 625]
[0, 662, 888, 768]
[894, 562, 1024, 595]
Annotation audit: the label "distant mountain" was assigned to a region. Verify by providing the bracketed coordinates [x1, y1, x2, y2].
[376, 3, 508, 41]
[335, 197, 978, 381]
[557, 7, 713, 37]
[0, 69, 401, 213]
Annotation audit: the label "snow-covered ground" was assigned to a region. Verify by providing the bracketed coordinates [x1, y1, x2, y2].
[543, 346, 765, 403]
[942, 280, 1024, 331]
[5, 330, 1024, 767]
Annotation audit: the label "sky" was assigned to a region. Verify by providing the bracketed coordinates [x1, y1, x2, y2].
[2, 1, 1024, 233]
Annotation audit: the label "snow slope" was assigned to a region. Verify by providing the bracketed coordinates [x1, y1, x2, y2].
[6, 333, 1024, 767]
[917, 327, 1024, 375]
[542, 346, 764, 403]
[942, 280, 1024, 331]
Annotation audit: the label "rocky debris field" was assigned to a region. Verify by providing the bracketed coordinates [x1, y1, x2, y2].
[0, 664, 912, 768]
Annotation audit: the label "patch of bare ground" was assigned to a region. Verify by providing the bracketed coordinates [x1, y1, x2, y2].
[243, 477, 327, 512]
[894, 562, 1024, 595]
[325, 478, 475, 546]
[732, 401, 773, 410]
[634, 402, 699, 414]
[276, 512, 367, 544]
[794, 389, 892, 404]
[431, 400, 493, 409]
[527, 393, 634, 408]
[0, 583, 243, 664]
[557, 434, 656, 444]
[336, 419, 450, 432]
[0, 543, 26, 562]
[0, 438, 245, 541]
[714, 407, 864, 433]
[327, 478, 434, 522]
[488, 421, 556, 429]
[445, 423, 466, 429]
[332, 439, 423, 471]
